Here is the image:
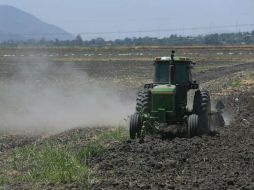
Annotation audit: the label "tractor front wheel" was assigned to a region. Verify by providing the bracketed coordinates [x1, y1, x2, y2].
[129, 113, 142, 139]
[187, 114, 199, 138]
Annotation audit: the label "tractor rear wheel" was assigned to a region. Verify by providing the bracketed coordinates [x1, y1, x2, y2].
[129, 113, 142, 139]
[193, 90, 211, 135]
[187, 114, 199, 138]
[136, 90, 150, 113]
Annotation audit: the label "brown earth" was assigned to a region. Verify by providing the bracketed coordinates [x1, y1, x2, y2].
[195, 62, 254, 83]
[0, 46, 254, 189]
[0, 134, 38, 152]
[90, 90, 254, 190]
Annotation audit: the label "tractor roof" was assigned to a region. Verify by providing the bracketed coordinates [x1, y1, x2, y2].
[154, 56, 191, 62]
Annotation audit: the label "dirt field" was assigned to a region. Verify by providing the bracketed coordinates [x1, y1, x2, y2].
[91, 90, 254, 190]
[0, 45, 254, 189]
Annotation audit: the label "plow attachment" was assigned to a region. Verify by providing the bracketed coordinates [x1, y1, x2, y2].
[210, 100, 225, 129]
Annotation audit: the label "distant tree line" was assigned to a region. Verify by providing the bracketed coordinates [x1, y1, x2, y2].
[1, 31, 254, 46]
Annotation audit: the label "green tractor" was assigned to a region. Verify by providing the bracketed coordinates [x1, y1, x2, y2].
[130, 51, 224, 139]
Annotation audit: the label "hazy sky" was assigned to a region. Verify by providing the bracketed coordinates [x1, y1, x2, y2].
[0, 0, 253, 39]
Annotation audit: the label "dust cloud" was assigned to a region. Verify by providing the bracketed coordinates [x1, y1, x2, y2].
[0, 57, 135, 134]
[221, 110, 232, 125]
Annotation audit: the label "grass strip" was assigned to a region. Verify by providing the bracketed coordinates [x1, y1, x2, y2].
[0, 127, 128, 189]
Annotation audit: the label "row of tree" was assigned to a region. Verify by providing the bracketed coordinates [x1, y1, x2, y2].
[1, 31, 254, 46]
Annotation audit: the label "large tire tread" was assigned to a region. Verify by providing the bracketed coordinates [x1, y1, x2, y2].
[187, 114, 199, 138]
[193, 90, 211, 135]
[129, 113, 141, 139]
[135, 89, 150, 113]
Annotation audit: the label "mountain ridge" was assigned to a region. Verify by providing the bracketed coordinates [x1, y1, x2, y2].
[0, 5, 73, 42]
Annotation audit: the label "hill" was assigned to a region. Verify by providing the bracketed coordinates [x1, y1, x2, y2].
[0, 5, 73, 42]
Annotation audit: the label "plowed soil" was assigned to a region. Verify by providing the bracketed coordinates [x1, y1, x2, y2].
[1, 46, 254, 189]
[90, 91, 254, 190]
[195, 62, 254, 83]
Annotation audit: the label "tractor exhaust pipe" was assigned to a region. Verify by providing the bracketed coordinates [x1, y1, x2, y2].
[169, 50, 175, 84]
[171, 50, 175, 61]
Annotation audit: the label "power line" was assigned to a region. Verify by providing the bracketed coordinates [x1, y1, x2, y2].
[73, 24, 254, 35]
[3, 23, 254, 37]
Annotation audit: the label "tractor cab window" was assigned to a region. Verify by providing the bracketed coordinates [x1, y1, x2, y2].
[154, 62, 170, 83]
[188, 67, 193, 82]
[174, 63, 190, 85]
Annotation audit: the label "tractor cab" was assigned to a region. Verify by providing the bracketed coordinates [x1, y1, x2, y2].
[153, 54, 196, 87]
[150, 55, 198, 124]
